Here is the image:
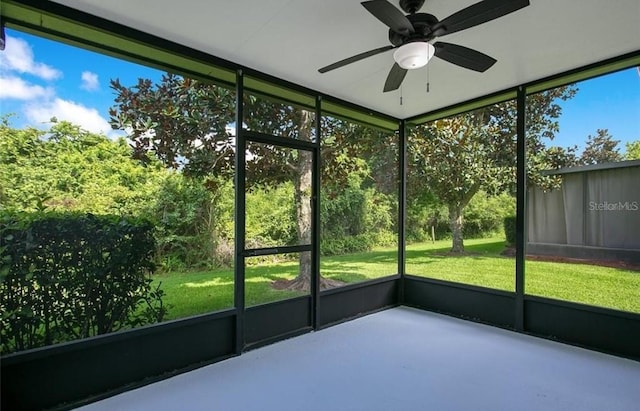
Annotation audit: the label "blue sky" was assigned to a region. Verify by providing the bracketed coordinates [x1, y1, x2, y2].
[554, 68, 640, 152]
[0, 29, 161, 137]
[1, 29, 638, 152]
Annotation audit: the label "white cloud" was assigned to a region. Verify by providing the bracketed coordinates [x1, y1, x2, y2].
[1, 35, 122, 138]
[80, 71, 99, 91]
[0, 75, 54, 100]
[24, 98, 113, 135]
[0, 35, 62, 80]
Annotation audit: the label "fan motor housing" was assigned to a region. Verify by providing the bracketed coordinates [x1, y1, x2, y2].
[388, 13, 440, 46]
[399, 0, 426, 14]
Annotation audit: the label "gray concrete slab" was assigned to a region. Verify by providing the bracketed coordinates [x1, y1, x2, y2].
[77, 307, 640, 411]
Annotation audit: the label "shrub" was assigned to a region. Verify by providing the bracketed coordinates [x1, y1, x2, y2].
[321, 233, 375, 256]
[464, 192, 516, 238]
[0, 212, 165, 354]
[504, 215, 517, 246]
[152, 175, 234, 270]
[321, 186, 367, 239]
[245, 183, 297, 248]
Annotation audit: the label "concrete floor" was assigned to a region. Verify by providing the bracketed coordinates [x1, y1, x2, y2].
[77, 307, 640, 411]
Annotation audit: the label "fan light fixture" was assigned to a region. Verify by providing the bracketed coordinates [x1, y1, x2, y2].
[318, 0, 527, 92]
[393, 42, 435, 69]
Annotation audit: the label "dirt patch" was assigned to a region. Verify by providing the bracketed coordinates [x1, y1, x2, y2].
[501, 247, 516, 257]
[271, 279, 299, 290]
[271, 276, 346, 291]
[526, 254, 640, 271]
[501, 247, 640, 271]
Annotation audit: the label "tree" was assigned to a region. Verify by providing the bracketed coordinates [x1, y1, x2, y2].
[239, 101, 320, 289]
[409, 113, 509, 253]
[408, 86, 577, 253]
[580, 129, 622, 164]
[624, 140, 640, 160]
[0, 116, 165, 215]
[109, 75, 378, 290]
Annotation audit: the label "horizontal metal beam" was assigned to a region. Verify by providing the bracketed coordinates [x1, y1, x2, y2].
[243, 129, 317, 151]
[243, 244, 312, 257]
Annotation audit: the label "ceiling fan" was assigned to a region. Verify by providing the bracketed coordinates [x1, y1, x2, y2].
[318, 0, 530, 92]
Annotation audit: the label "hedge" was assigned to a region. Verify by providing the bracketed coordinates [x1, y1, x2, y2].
[0, 212, 165, 354]
[503, 215, 517, 246]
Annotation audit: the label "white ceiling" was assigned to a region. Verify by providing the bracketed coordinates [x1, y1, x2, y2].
[52, 0, 640, 120]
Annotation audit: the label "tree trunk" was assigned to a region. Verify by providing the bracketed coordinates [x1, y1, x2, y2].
[276, 110, 343, 291]
[448, 205, 464, 253]
[294, 142, 313, 278]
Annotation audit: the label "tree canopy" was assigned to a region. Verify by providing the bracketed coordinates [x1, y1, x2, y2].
[408, 86, 577, 252]
[0, 116, 164, 214]
[624, 140, 640, 160]
[580, 129, 622, 165]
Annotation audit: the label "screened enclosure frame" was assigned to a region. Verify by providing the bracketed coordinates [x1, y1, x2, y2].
[235, 71, 320, 351]
[1, 1, 639, 410]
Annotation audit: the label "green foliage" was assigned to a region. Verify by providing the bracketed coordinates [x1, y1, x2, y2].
[245, 183, 297, 248]
[109, 75, 235, 177]
[321, 116, 396, 192]
[109, 77, 404, 283]
[0, 212, 165, 354]
[410, 113, 509, 212]
[405, 185, 445, 242]
[624, 140, 640, 160]
[321, 233, 372, 256]
[244, 174, 397, 256]
[408, 86, 577, 251]
[151, 174, 234, 270]
[528, 144, 579, 190]
[319, 120, 398, 255]
[320, 177, 396, 255]
[463, 192, 515, 238]
[109, 75, 320, 281]
[322, 182, 367, 238]
[0, 117, 235, 272]
[504, 216, 517, 246]
[406, 192, 514, 242]
[0, 116, 165, 215]
[580, 129, 622, 165]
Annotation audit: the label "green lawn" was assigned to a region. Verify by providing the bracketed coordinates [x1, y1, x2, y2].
[154, 237, 640, 321]
[154, 249, 399, 320]
[407, 237, 640, 313]
[406, 238, 515, 291]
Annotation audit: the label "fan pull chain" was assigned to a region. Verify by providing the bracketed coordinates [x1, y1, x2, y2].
[400, 85, 403, 105]
[426, 64, 430, 93]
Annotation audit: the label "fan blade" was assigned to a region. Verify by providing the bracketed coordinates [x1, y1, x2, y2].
[433, 42, 497, 72]
[383, 63, 408, 92]
[318, 45, 394, 73]
[432, 0, 529, 37]
[362, 0, 414, 35]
